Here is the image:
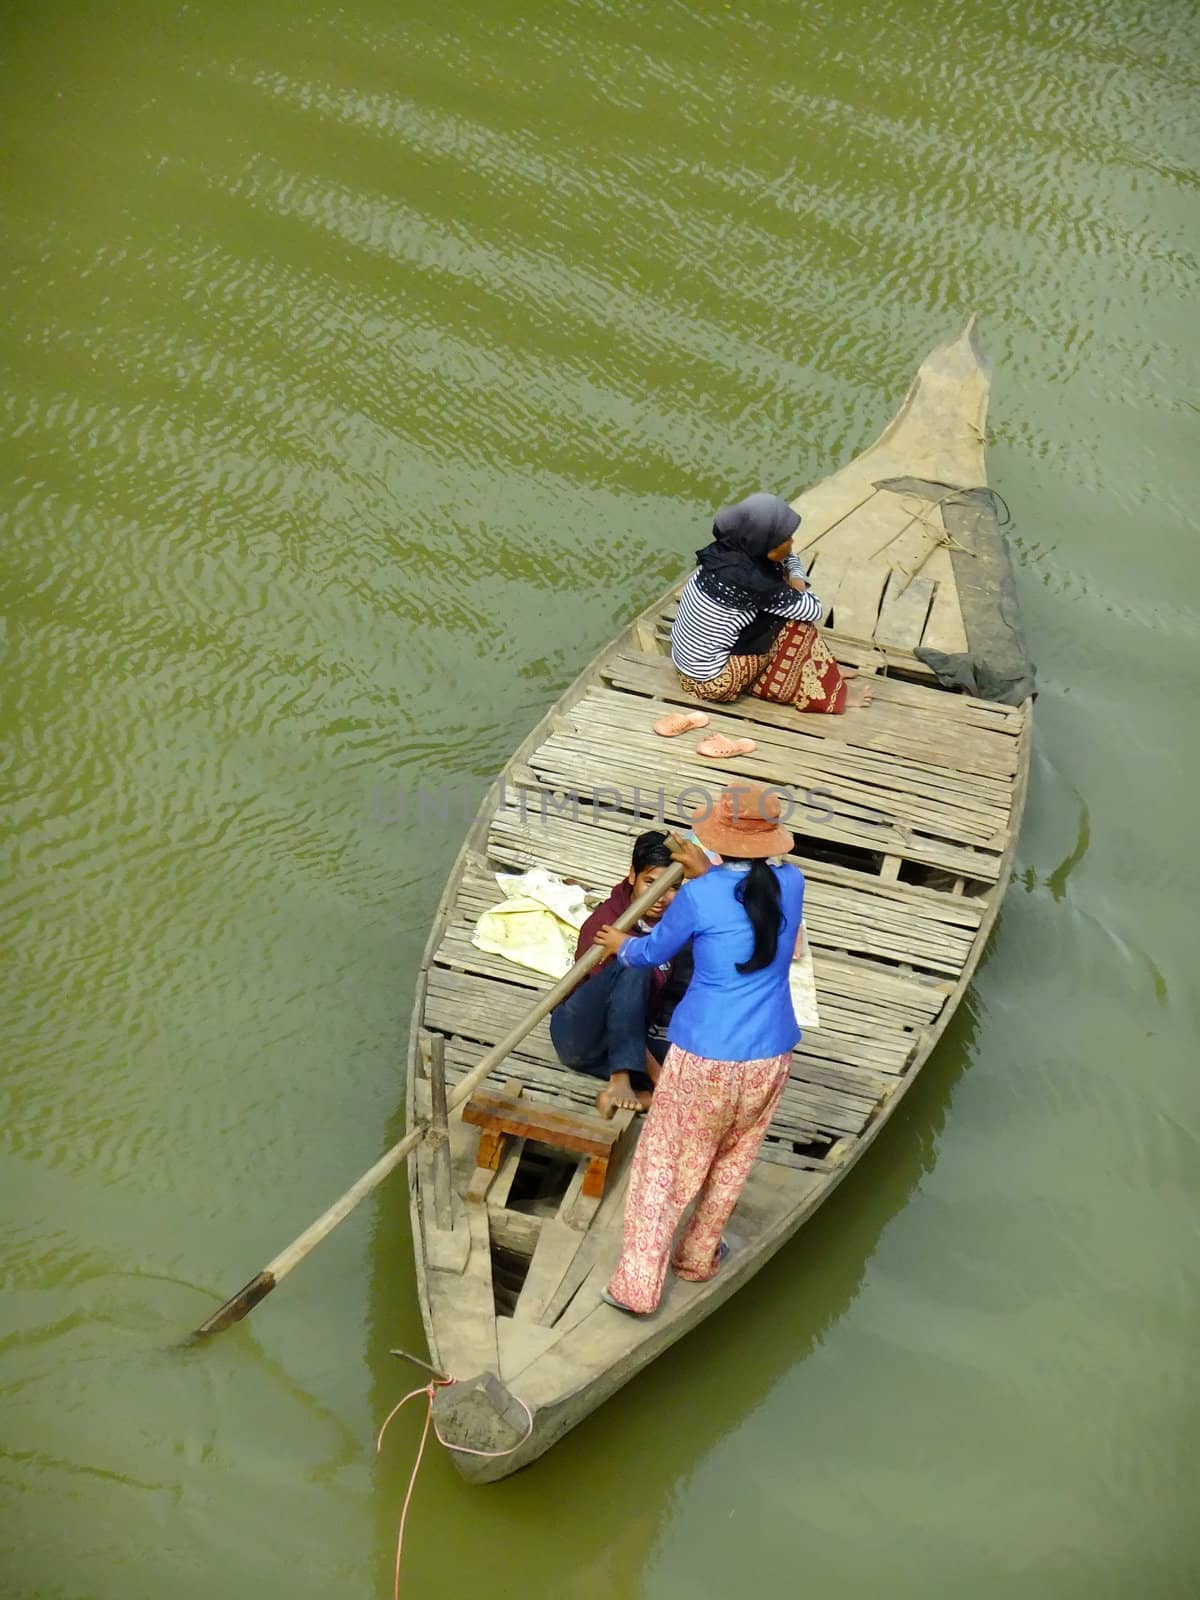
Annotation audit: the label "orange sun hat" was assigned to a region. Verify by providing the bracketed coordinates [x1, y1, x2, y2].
[688, 783, 794, 859]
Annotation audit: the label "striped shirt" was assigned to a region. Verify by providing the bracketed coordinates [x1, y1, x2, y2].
[670, 556, 823, 682]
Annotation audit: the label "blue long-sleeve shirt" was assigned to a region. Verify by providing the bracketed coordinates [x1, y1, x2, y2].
[617, 863, 805, 1061]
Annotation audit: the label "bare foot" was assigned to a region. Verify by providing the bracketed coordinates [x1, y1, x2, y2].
[653, 710, 709, 737]
[596, 1074, 643, 1119]
[695, 733, 757, 759]
[844, 680, 873, 710]
[635, 1089, 654, 1112]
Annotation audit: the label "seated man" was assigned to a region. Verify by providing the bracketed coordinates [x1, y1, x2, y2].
[550, 831, 693, 1118]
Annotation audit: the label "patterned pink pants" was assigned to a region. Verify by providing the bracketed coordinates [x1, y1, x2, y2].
[607, 1045, 791, 1314]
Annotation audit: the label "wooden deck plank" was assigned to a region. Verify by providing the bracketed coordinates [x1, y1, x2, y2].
[920, 546, 970, 653]
[588, 659, 1022, 742]
[502, 766, 1005, 885]
[874, 572, 935, 649]
[794, 1028, 912, 1077]
[567, 702, 1013, 837]
[429, 934, 933, 1086]
[830, 560, 890, 639]
[490, 775, 1005, 896]
[866, 500, 950, 589]
[425, 1202, 499, 1378]
[514, 1218, 589, 1325]
[800, 485, 928, 567]
[560, 694, 1014, 823]
[497, 1318, 561, 1380]
[482, 835, 975, 976]
[640, 624, 1015, 729]
[795, 485, 886, 561]
[526, 747, 1007, 869]
[441, 1026, 902, 1114]
[532, 726, 1009, 849]
[440, 988, 907, 1106]
[613, 636, 1021, 734]
[478, 803, 983, 969]
[444, 1052, 599, 1118]
[602, 651, 1019, 780]
[438, 1021, 879, 1140]
[614, 642, 1020, 751]
[430, 971, 906, 1126]
[475, 804, 986, 945]
[458, 841, 986, 932]
[813, 950, 953, 1007]
[850, 668, 1021, 727]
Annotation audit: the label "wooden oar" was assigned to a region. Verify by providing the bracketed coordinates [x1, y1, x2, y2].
[193, 857, 685, 1336]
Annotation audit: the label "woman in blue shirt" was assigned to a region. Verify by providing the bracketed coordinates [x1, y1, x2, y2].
[593, 783, 804, 1315]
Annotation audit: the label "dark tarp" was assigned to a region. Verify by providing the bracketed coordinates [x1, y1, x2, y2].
[874, 476, 1036, 707]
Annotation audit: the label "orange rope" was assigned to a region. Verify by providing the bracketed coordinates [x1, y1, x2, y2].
[377, 1376, 534, 1598]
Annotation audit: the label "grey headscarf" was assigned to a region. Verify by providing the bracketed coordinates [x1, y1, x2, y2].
[694, 493, 802, 610]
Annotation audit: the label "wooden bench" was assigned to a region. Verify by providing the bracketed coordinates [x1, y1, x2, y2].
[461, 1089, 621, 1201]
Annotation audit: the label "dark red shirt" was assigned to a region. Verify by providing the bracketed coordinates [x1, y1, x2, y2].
[572, 878, 692, 1027]
[574, 879, 636, 967]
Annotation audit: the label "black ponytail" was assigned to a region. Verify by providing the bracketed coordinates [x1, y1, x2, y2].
[731, 858, 783, 973]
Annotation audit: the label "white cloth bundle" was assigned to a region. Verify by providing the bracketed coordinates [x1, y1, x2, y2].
[471, 869, 589, 980]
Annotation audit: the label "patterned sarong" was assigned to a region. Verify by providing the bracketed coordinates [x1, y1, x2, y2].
[675, 651, 766, 704]
[750, 619, 847, 713]
[676, 621, 848, 714]
[606, 1045, 791, 1315]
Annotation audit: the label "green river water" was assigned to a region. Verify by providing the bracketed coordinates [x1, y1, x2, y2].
[3, 2, 1197, 1596]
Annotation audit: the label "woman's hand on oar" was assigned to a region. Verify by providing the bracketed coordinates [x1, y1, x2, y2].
[665, 832, 712, 880]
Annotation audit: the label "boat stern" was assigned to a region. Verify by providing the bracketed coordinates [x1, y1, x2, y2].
[431, 1371, 538, 1481]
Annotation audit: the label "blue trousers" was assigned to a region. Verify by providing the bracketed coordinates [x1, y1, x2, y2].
[549, 960, 665, 1091]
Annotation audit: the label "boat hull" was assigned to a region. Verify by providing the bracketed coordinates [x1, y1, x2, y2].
[404, 321, 1033, 1481]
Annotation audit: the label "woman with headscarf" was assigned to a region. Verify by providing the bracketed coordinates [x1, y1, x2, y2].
[668, 492, 872, 716]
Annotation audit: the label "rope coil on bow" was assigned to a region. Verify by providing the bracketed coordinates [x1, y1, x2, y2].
[878, 486, 1013, 588]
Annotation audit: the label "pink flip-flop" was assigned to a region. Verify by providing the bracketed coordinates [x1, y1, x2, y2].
[653, 710, 710, 738]
[695, 733, 757, 759]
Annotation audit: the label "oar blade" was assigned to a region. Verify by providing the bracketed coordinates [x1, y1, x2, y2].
[194, 1270, 276, 1336]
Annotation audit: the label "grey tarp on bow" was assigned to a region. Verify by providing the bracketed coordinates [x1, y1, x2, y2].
[874, 476, 1036, 707]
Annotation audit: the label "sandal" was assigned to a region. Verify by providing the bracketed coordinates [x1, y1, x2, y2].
[653, 710, 710, 738]
[600, 1287, 650, 1317]
[695, 733, 757, 760]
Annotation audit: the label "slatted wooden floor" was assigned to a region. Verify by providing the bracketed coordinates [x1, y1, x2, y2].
[422, 589, 1025, 1174]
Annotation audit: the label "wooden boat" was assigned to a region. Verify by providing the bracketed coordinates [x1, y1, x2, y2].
[404, 320, 1033, 1482]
